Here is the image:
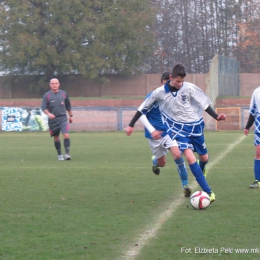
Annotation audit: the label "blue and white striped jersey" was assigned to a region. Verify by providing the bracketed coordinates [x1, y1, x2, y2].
[249, 86, 260, 133]
[142, 91, 168, 140]
[138, 81, 212, 138]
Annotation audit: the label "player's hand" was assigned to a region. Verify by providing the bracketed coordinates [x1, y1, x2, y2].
[244, 129, 249, 136]
[151, 130, 163, 140]
[48, 113, 55, 119]
[69, 117, 73, 123]
[124, 126, 133, 136]
[217, 113, 226, 121]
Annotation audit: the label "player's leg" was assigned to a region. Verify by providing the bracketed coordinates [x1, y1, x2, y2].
[189, 134, 209, 177]
[160, 136, 190, 197]
[61, 121, 71, 160]
[249, 135, 260, 188]
[49, 123, 63, 160]
[149, 140, 166, 175]
[150, 138, 166, 175]
[183, 148, 215, 203]
[192, 136, 215, 201]
[168, 140, 190, 197]
[151, 154, 165, 175]
[53, 134, 64, 160]
[156, 155, 166, 167]
[197, 154, 208, 178]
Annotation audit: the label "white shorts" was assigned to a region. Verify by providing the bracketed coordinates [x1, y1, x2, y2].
[149, 134, 178, 159]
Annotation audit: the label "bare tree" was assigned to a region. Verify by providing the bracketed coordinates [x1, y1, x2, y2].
[146, 0, 260, 74]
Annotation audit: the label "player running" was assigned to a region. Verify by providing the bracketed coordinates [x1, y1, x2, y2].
[125, 72, 191, 198]
[136, 64, 226, 203]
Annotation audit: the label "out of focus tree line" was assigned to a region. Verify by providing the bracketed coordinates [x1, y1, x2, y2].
[0, 0, 259, 88]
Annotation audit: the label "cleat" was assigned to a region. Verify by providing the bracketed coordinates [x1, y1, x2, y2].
[183, 185, 191, 198]
[249, 180, 259, 188]
[64, 154, 71, 160]
[208, 191, 215, 203]
[58, 155, 64, 161]
[197, 159, 207, 178]
[151, 155, 160, 175]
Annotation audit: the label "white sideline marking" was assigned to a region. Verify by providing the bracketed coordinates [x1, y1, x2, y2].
[120, 135, 246, 259]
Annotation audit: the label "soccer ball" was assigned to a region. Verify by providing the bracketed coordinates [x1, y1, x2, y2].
[190, 191, 210, 210]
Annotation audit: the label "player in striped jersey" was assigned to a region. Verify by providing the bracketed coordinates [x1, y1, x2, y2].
[125, 72, 191, 198]
[244, 86, 260, 188]
[138, 64, 226, 203]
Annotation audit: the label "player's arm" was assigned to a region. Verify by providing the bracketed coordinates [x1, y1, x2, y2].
[205, 106, 226, 121]
[42, 109, 55, 119]
[67, 110, 73, 123]
[192, 87, 226, 121]
[124, 111, 142, 136]
[124, 92, 155, 136]
[41, 95, 48, 113]
[129, 111, 142, 127]
[244, 113, 254, 136]
[140, 115, 162, 140]
[64, 92, 73, 123]
[41, 95, 55, 119]
[64, 92, 72, 111]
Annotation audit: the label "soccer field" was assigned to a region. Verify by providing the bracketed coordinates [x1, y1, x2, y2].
[0, 131, 258, 260]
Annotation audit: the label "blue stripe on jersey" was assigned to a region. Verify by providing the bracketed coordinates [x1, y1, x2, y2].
[164, 81, 171, 93]
[249, 102, 257, 117]
[250, 101, 260, 133]
[140, 92, 154, 117]
[142, 92, 168, 140]
[254, 115, 260, 133]
[162, 112, 205, 139]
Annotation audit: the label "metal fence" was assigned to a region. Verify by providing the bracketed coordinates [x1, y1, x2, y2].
[70, 107, 144, 132]
[218, 55, 240, 97]
[1, 106, 251, 132]
[208, 54, 240, 106]
[1, 106, 144, 132]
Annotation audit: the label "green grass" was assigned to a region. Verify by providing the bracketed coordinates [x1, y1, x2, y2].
[0, 131, 258, 260]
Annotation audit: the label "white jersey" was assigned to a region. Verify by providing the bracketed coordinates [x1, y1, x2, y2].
[138, 81, 212, 137]
[249, 86, 260, 133]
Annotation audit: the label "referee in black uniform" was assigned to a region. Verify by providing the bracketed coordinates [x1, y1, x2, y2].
[41, 78, 73, 160]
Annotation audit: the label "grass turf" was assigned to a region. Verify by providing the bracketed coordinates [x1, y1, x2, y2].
[0, 131, 258, 260]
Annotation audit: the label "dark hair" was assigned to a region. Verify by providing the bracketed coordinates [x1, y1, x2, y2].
[161, 72, 170, 83]
[171, 63, 186, 78]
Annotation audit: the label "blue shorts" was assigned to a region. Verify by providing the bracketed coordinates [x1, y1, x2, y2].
[254, 133, 260, 146]
[176, 135, 207, 155]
